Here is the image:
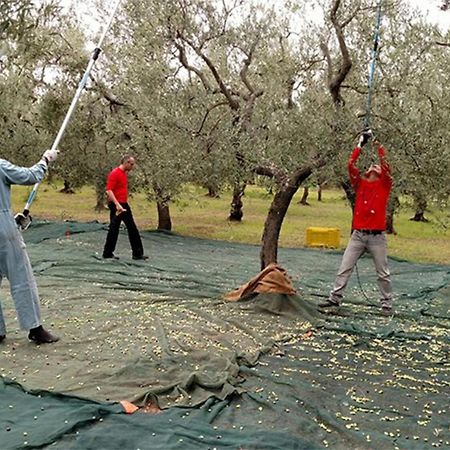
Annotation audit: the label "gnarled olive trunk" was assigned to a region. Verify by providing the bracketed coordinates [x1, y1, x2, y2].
[60, 180, 75, 194]
[386, 196, 400, 235]
[156, 200, 172, 231]
[228, 184, 246, 221]
[410, 197, 428, 222]
[341, 180, 356, 210]
[94, 181, 106, 212]
[153, 183, 172, 231]
[317, 184, 323, 202]
[206, 185, 220, 198]
[298, 186, 310, 205]
[260, 167, 312, 270]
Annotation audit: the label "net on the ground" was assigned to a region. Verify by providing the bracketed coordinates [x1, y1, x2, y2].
[0, 221, 448, 449]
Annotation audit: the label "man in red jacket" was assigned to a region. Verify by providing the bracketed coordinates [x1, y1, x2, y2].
[102, 155, 148, 260]
[320, 130, 393, 315]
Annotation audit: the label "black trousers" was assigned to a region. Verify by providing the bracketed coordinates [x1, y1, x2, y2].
[103, 202, 144, 258]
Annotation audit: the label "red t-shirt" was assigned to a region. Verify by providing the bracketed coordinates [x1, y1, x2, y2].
[348, 146, 392, 231]
[106, 167, 128, 203]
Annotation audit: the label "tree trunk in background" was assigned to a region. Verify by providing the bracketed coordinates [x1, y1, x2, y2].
[341, 180, 356, 210]
[386, 210, 395, 234]
[206, 185, 220, 198]
[228, 184, 246, 221]
[298, 186, 310, 205]
[94, 182, 106, 212]
[317, 184, 323, 202]
[153, 183, 172, 231]
[156, 201, 172, 231]
[386, 196, 400, 235]
[410, 198, 428, 222]
[60, 180, 75, 194]
[260, 167, 312, 269]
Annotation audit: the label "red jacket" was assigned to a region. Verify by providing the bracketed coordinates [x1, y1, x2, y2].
[348, 146, 392, 231]
[106, 167, 128, 203]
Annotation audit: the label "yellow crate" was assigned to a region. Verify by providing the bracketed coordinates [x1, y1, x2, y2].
[306, 227, 340, 248]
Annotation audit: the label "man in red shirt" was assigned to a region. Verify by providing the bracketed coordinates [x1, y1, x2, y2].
[320, 131, 393, 315]
[102, 155, 148, 260]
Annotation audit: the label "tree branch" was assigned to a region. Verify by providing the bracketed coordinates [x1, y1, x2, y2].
[196, 101, 229, 135]
[327, 0, 353, 106]
[173, 39, 212, 92]
[178, 31, 239, 110]
[254, 163, 288, 186]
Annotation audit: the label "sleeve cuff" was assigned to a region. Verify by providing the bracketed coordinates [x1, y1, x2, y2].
[39, 158, 49, 169]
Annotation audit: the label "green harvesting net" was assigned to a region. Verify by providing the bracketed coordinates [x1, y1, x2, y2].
[0, 221, 448, 449]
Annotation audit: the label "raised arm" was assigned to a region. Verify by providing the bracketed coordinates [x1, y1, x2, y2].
[0, 159, 47, 186]
[348, 129, 372, 188]
[0, 149, 58, 186]
[348, 147, 362, 189]
[375, 140, 392, 189]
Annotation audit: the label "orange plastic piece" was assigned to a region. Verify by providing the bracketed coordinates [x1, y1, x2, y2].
[120, 400, 139, 414]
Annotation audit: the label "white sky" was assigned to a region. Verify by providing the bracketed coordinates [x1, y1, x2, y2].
[61, 0, 450, 38]
[407, 0, 450, 30]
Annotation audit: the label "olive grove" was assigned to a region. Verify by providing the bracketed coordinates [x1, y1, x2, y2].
[1, 0, 449, 268]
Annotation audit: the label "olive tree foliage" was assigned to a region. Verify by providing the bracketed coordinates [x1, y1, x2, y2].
[0, 1, 72, 166]
[0, 0, 113, 213]
[96, 0, 218, 228]
[96, 0, 275, 229]
[357, 1, 450, 226]
[151, 0, 277, 222]
[251, 0, 378, 268]
[294, 0, 450, 231]
[36, 0, 136, 208]
[108, 0, 387, 265]
[36, 24, 113, 196]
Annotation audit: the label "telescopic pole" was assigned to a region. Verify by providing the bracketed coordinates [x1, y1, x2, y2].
[364, 0, 383, 130]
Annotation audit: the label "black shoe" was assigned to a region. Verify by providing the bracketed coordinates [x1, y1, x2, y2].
[381, 307, 393, 317]
[103, 254, 119, 260]
[132, 255, 149, 260]
[0, 335, 5, 343]
[318, 299, 340, 308]
[28, 326, 59, 344]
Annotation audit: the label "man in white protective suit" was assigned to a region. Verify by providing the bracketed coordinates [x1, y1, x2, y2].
[0, 149, 59, 344]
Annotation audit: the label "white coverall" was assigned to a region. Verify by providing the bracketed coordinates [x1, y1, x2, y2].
[0, 158, 47, 336]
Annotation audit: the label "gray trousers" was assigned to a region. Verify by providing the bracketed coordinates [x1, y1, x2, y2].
[0, 212, 41, 335]
[330, 230, 393, 308]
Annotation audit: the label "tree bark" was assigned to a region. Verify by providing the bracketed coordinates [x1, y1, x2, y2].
[386, 211, 395, 234]
[94, 182, 106, 212]
[156, 201, 172, 231]
[341, 180, 356, 210]
[410, 198, 429, 222]
[153, 183, 172, 231]
[386, 196, 400, 235]
[206, 185, 220, 198]
[228, 184, 245, 221]
[260, 167, 312, 269]
[410, 210, 429, 222]
[298, 186, 310, 205]
[59, 180, 75, 194]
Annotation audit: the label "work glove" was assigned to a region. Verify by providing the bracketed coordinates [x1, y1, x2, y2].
[42, 149, 59, 164]
[358, 129, 372, 148]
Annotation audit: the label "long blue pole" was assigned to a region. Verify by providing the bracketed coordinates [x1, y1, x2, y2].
[364, 0, 383, 129]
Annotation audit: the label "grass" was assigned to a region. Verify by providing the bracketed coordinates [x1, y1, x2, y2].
[11, 182, 450, 265]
